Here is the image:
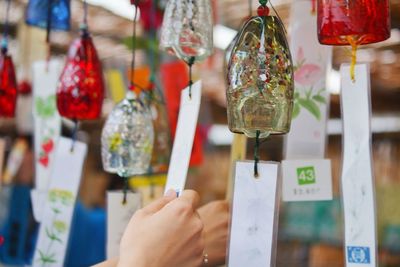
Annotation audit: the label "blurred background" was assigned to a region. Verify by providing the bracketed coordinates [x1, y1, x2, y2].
[0, 0, 400, 266]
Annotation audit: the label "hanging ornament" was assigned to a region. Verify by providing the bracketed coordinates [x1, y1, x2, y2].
[101, 1, 154, 204]
[0, 0, 17, 118]
[160, 0, 213, 61]
[26, 0, 71, 31]
[57, 1, 104, 121]
[226, 0, 294, 139]
[317, 0, 390, 81]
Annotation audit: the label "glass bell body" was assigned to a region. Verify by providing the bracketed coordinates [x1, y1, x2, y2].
[57, 32, 105, 120]
[0, 50, 18, 118]
[317, 0, 390, 45]
[101, 92, 154, 177]
[226, 16, 294, 138]
[26, 0, 70, 31]
[160, 0, 213, 62]
[143, 86, 171, 174]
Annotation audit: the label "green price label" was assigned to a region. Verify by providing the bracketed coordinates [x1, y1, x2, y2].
[297, 166, 316, 185]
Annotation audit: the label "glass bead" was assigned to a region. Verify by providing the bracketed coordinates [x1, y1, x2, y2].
[26, 0, 70, 31]
[226, 16, 294, 138]
[101, 92, 154, 177]
[0, 50, 17, 118]
[317, 0, 390, 45]
[57, 32, 105, 120]
[257, 6, 270, 16]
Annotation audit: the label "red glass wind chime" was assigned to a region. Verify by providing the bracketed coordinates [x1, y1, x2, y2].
[57, 0, 105, 143]
[317, 0, 390, 81]
[0, 0, 18, 118]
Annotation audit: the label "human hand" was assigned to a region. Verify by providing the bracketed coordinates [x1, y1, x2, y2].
[118, 189, 205, 267]
[198, 200, 230, 266]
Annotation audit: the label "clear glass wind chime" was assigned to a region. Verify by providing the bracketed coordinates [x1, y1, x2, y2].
[226, 0, 294, 176]
[101, 0, 154, 204]
[160, 0, 213, 95]
[56, 0, 105, 149]
[0, 0, 18, 118]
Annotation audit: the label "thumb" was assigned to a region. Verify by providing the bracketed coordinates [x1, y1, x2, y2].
[141, 189, 177, 214]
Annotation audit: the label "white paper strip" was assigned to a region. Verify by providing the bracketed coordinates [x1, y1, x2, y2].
[32, 59, 62, 192]
[228, 161, 280, 267]
[285, 0, 332, 159]
[165, 81, 202, 193]
[32, 137, 87, 267]
[340, 63, 376, 266]
[107, 191, 141, 259]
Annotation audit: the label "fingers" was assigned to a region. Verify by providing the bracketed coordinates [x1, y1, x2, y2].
[141, 189, 177, 214]
[179, 190, 200, 210]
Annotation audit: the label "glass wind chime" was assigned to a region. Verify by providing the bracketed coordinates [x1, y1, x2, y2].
[143, 0, 171, 174]
[317, 0, 390, 81]
[0, 0, 17, 118]
[57, 0, 105, 147]
[226, 0, 294, 176]
[160, 0, 213, 96]
[101, 0, 154, 204]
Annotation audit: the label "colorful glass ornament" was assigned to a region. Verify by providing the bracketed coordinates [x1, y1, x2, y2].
[317, 0, 390, 81]
[56, 28, 105, 120]
[0, 45, 18, 118]
[26, 0, 71, 31]
[226, 12, 294, 138]
[101, 91, 154, 177]
[160, 0, 213, 63]
[317, 0, 390, 46]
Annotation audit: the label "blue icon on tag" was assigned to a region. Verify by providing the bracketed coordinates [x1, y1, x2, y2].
[347, 246, 371, 264]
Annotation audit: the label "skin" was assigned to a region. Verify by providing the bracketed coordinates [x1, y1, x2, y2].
[198, 200, 230, 266]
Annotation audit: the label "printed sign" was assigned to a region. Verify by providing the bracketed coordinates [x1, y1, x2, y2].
[282, 159, 333, 202]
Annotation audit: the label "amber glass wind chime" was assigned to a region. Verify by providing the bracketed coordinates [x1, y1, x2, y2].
[317, 0, 390, 81]
[226, 0, 294, 176]
[160, 0, 213, 96]
[101, 0, 154, 204]
[0, 0, 18, 118]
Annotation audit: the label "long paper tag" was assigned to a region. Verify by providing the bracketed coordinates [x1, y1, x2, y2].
[340, 63, 376, 266]
[228, 161, 280, 267]
[165, 81, 202, 193]
[285, 1, 332, 159]
[107, 191, 142, 259]
[32, 137, 87, 267]
[31, 59, 63, 222]
[282, 159, 332, 202]
[32, 60, 62, 192]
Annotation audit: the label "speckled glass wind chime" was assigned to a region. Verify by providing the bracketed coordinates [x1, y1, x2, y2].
[317, 0, 390, 81]
[57, 0, 105, 148]
[226, 0, 294, 176]
[160, 0, 213, 96]
[101, 0, 154, 204]
[0, 0, 17, 118]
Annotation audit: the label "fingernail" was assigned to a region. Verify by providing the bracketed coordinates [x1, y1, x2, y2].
[165, 189, 176, 197]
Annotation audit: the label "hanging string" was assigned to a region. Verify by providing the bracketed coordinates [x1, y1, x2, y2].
[248, 0, 252, 18]
[45, 0, 53, 70]
[70, 119, 79, 152]
[254, 130, 260, 177]
[187, 57, 195, 98]
[129, 1, 139, 91]
[269, 0, 286, 34]
[80, 0, 89, 36]
[347, 36, 357, 83]
[311, 0, 316, 14]
[122, 176, 129, 205]
[1, 0, 11, 52]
